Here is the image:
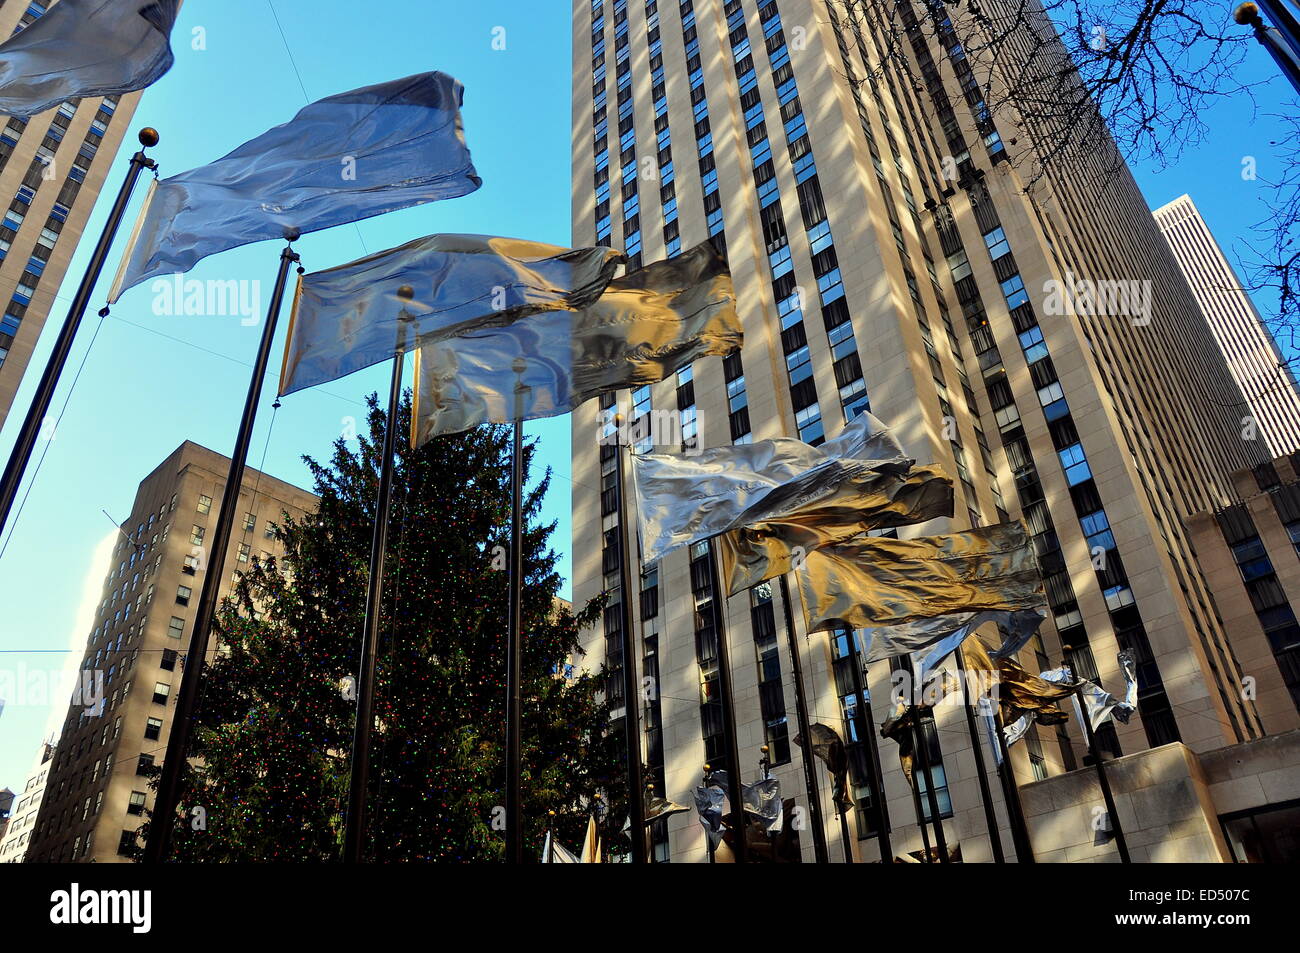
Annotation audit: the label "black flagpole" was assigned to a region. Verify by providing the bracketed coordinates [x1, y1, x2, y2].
[0, 128, 159, 538]
[504, 358, 528, 863]
[845, 631, 891, 862]
[342, 284, 412, 864]
[837, 804, 855, 863]
[906, 743, 934, 863]
[704, 538, 747, 863]
[145, 232, 301, 863]
[777, 574, 829, 863]
[909, 706, 950, 863]
[955, 645, 1005, 862]
[991, 705, 1036, 862]
[612, 424, 647, 862]
[1069, 666, 1131, 863]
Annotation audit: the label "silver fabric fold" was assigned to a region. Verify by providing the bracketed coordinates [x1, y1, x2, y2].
[279, 235, 624, 396]
[717, 463, 954, 595]
[645, 795, 691, 824]
[909, 608, 1048, 681]
[631, 412, 908, 565]
[693, 774, 729, 849]
[110, 71, 482, 301]
[742, 778, 784, 834]
[796, 521, 1045, 633]
[0, 0, 179, 119]
[1040, 651, 1139, 731]
[411, 241, 740, 442]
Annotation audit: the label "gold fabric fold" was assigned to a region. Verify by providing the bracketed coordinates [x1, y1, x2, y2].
[796, 521, 1044, 633]
[717, 464, 954, 595]
[411, 240, 740, 443]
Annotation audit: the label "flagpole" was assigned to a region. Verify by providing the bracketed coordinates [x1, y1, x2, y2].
[504, 358, 528, 864]
[342, 284, 412, 864]
[837, 803, 855, 864]
[906, 742, 935, 863]
[0, 128, 159, 539]
[909, 707, 950, 863]
[612, 428, 647, 863]
[776, 574, 829, 863]
[844, 631, 892, 862]
[1070, 677, 1131, 863]
[704, 538, 747, 863]
[991, 707, 1036, 862]
[955, 645, 1005, 862]
[144, 231, 301, 863]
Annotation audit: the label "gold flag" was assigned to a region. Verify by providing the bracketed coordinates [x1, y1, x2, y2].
[796, 521, 1044, 633]
[717, 463, 954, 595]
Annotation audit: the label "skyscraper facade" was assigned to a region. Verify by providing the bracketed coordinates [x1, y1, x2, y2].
[1154, 193, 1300, 456]
[23, 442, 316, 863]
[0, 0, 145, 425]
[0, 741, 53, 862]
[570, 0, 1273, 862]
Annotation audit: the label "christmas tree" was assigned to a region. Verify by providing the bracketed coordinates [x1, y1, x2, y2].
[138, 392, 623, 861]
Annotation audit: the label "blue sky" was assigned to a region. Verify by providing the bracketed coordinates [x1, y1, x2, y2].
[0, 0, 1294, 792]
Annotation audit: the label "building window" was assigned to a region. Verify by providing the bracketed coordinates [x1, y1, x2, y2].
[144, 717, 163, 740]
[196, 494, 212, 514]
[237, 542, 250, 563]
[127, 791, 147, 816]
[160, 648, 177, 671]
[190, 525, 205, 546]
[243, 512, 255, 532]
[136, 754, 154, 776]
[117, 830, 137, 856]
[176, 585, 192, 606]
[152, 682, 170, 705]
[167, 616, 184, 639]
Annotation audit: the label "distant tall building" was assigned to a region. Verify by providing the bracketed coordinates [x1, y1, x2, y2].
[571, 0, 1278, 862]
[0, 741, 53, 862]
[1154, 194, 1300, 456]
[0, 0, 145, 424]
[24, 442, 316, 863]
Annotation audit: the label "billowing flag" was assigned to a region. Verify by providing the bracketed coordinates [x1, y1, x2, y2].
[794, 723, 852, 810]
[632, 412, 908, 566]
[693, 774, 729, 849]
[717, 463, 954, 595]
[110, 71, 482, 301]
[0, 0, 179, 119]
[796, 521, 1045, 633]
[278, 235, 624, 396]
[1039, 651, 1138, 732]
[540, 830, 581, 863]
[879, 701, 925, 784]
[963, 636, 1074, 730]
[645, 795, 690, 824]
[742, 778, 783, 834]
[410, 240, 740, 443]
[907, 608, 1048, 680]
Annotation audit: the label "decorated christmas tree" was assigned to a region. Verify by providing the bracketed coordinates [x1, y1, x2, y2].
[138, 392, 622, 861]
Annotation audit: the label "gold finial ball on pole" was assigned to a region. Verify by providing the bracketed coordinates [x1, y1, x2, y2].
[760, 745, 770, 754]
[1235, 3, 1261, 25]
[397, 285, 415, 301]
[282, 226, 301, 243]
[138, 127, 160, 147]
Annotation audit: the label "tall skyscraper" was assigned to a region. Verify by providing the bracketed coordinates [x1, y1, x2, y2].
[0, 0, 146, 425]
[570, 0, 1275, 862]
[1154, 193, 1300, 456]
[23, 442, 316, 863]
